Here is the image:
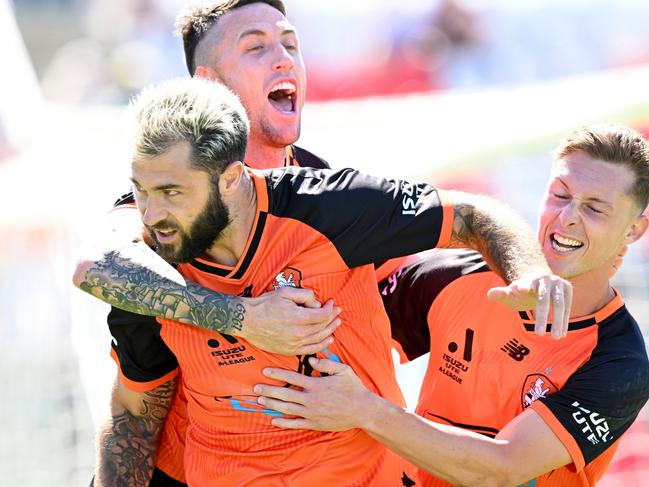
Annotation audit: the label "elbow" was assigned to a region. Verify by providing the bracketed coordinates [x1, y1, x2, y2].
[457, 471, 512, 487]
[455, 455, 517, 487]
[72, 259, 91, 289]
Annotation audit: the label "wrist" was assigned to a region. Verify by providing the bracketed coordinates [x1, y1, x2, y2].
[233, 296, 256, 338]
[358, 391, 392, 432]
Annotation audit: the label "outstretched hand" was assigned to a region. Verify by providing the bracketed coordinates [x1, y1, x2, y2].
[487, 271, 573, 339]
[240, 287, 341, 355]
[254, 357, 373, 432]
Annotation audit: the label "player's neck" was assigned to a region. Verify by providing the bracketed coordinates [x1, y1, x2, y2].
[204, 171, 258, 266]
[567, 270, 616, 319]
[244, 137, 287, 170]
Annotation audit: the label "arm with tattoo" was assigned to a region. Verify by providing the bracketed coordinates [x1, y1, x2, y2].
[445, 190, 548, 282]
[77, 242, 246, 335]
[95, 377, 177, 487]
[72, 208, 340, 354]
[445, 191, 572, 337]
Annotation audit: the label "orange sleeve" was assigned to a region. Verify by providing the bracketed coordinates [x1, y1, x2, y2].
[436, 189, 455, 248]
[531, 400, 586, 472]
[110, 347, 179, 392]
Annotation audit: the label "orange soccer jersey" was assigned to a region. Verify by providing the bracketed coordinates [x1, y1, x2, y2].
[109, 145, 330, 486]
[382, 249, 649, 487]
[109, 165, 454, 485]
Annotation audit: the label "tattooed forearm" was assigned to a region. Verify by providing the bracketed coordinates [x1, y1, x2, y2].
[446, 191, 548, 283]
[77, 243, 245, 334]
[96, 379, 177, 487]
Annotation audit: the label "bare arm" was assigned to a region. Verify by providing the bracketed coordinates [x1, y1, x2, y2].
[73, 207, 340, 355]
[447, 191, 572, 337]
[446, 190, 547, 282]
[95, 377, 177, 487]
[255, 358, 571, 487]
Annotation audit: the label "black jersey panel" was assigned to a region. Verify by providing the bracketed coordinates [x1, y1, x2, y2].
[108, 307, 179, 384]
[292, 145, 331, 169]
[382, 249, 488, 360]
[266, 167, 448, 269]
[538, 307, 649, 465]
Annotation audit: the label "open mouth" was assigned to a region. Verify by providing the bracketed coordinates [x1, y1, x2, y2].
[268, 81, 296, 114]
[154, 228, 178, 243]
[550, 233, 584, 253]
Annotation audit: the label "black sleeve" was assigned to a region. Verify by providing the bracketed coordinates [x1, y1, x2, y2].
[267, 167, 451, 269]
[292, 145, 331, 169]
[381, 249, 488, 360]
[536, 310, 649, 467]
[113, 190, 135, 208]
[108, 307, 178, 386]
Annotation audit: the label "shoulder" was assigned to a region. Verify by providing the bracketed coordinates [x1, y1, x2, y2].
[292, 145, 331, 169]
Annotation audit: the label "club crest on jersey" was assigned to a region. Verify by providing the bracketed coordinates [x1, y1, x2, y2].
[268, 267, 302, 291]
[521, 374, 558, 409]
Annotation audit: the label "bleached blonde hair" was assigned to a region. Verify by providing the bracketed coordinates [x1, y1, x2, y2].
[130, 77, 249, 175]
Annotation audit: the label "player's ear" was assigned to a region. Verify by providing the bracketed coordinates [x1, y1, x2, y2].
[218, 162, 245, 196]
[625, 213, 648, 245]
[194, 66, 223, 83]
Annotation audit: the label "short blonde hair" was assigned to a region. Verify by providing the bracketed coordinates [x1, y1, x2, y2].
[554, 124, 649, 211]
[131, 77, 249, 175]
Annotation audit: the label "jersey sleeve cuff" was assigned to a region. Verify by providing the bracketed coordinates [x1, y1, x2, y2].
[110, 347, 179, 392]
[436, 189, 454, 248]
[109, 202, 137, 213]
[531, 401, 585, 472]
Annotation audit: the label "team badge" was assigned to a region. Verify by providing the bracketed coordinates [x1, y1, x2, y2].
[520, 374, 558, 409]
[268, 267, 302, 291]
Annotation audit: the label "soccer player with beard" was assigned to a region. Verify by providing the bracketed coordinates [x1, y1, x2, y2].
[78, 2, 335, 485]
[255, 124, 649, 487]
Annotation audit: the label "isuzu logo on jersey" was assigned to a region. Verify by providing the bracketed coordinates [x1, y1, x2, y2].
[521, 374, 557, 409]
[571, 401, 611, 444]
[438, 328, 474, 384]
[207, 335, 256, 366]
[268, 267, 302, 291]
[400, 181, 424, 215]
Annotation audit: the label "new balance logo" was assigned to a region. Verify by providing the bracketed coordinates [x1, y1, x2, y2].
[501, 338, 530, 361]
[401, 472, 416, 486]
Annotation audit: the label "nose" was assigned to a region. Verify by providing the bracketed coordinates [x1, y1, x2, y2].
[271, 43, 295, 72]
[141, 199, 167, 227]
[558, 201, 580, 227]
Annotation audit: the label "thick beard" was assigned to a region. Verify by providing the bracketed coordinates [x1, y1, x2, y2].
[150, 183, 231, 264]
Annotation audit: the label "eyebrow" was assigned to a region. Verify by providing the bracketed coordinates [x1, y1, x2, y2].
[556, 179, 613, 206]
[130, 178, 182, 192]
[238, 27, 297, 42]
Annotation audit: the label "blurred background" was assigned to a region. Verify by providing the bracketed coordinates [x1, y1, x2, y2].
[1, 0, 649, 485]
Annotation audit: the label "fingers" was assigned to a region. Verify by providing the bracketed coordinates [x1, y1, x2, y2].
[562, 281, 573, 336]
[278, 287, 321, 307]
[537, 277, 572, 339]
[308, 357, 349, 376]
[258, 396, 307, 418]
[294, 337, 334, 356]
[486, 286, 509, 302]
[262, 367, 314, 388]
[294, 318, 341, 355]
[534, 278, 550, 336]
[296, 301, 341, 326]
[254, 384, 307, 406]
[271, 417, 315, 430]
[549, 283, 565, 339]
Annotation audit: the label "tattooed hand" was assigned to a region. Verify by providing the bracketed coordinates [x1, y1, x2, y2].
[239, 287, 342, 356]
